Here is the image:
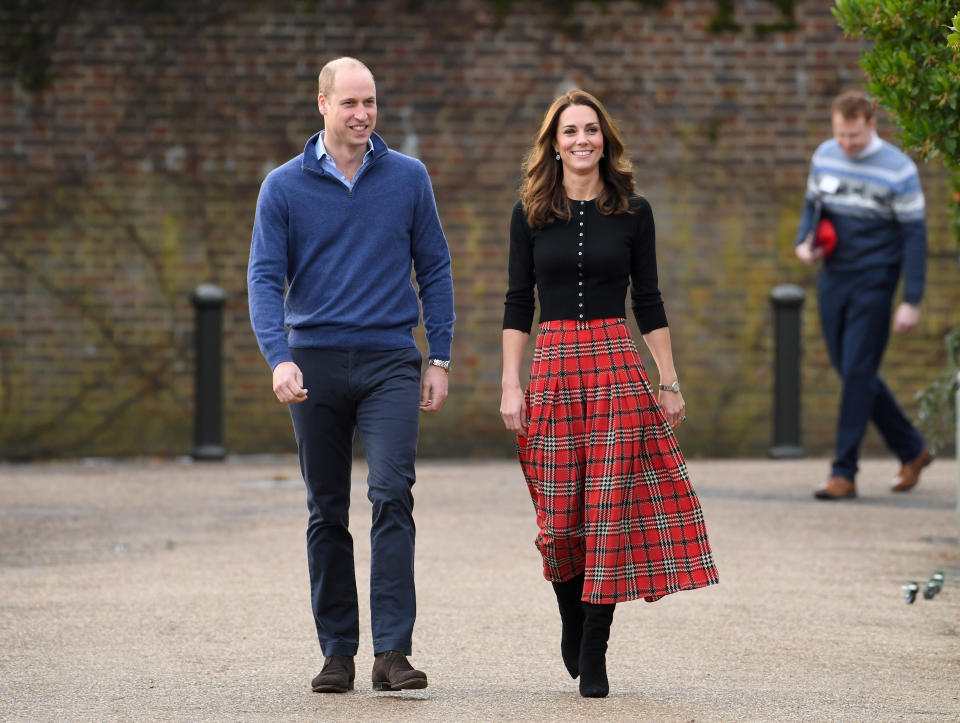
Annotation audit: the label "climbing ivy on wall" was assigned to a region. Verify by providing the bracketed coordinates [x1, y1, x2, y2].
[708, 0, 796, 34]
[0, 0, 265, 92]
[489, 0, 665, 15]
[0, 0, 78, 92]
[488, 0, 795, 35]
[2, 0, 798, 93]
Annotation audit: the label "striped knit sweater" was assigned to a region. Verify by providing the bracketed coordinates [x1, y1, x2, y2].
[794, 135, 927, 303]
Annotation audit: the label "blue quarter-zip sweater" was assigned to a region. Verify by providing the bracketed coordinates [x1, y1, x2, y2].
[794, 137, 927, 303]
[248, 131, 455, 370]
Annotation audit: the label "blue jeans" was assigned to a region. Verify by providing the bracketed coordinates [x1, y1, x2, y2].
[817, 265, 924, 480]
[289, 346, 422, 657]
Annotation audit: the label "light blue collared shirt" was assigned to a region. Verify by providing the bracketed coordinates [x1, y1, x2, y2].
[316, 131, 374, 190]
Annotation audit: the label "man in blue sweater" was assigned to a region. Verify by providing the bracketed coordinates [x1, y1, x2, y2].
[248, 57, 455, 692]
[795, 90, 931, 500]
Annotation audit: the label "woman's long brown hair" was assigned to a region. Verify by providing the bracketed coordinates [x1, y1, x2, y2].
[519, 89, 634, 228]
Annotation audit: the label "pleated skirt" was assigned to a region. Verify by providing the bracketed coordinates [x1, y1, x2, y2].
[517, 318, 719, 603]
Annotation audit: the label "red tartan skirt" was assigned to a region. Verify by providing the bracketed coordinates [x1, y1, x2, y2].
[517, 318, 719, 604]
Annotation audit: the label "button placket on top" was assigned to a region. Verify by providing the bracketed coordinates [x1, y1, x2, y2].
[577, 200, 585, 319]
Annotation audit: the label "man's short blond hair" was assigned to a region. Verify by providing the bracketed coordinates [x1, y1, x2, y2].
[318, 57, 374, 97]
[832, 90, 876, 121]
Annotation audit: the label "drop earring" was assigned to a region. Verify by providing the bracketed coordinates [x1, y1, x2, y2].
[555, 153, 560, 160]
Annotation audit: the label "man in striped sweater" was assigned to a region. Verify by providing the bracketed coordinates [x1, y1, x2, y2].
[794, 90, 932, 500]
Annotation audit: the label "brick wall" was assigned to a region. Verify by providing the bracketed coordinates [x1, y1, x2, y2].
[2, 0, 957, 460]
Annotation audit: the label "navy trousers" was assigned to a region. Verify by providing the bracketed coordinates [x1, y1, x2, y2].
[817, 265, 924, 480]
[289, 346, 422, 657]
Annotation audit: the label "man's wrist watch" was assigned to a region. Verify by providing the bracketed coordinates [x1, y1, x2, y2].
[428, 358, 450, 372]
[659, 380, 680, 393]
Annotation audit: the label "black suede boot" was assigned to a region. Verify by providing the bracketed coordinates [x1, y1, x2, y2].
[550, 572, 585, 678]
[578, 601, 615, 698]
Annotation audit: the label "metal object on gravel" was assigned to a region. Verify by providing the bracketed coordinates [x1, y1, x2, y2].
[923, 572, 944, 600]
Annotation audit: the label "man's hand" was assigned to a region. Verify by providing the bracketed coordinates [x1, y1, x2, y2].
[420, 365, 448, 413]
[893, 302, 919, 334]
[272, 361, 308, 404]
[794, 234, 823, 265]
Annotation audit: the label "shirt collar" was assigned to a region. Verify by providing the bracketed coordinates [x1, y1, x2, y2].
[316, 130, 373, 161]
[855, 131, 883, 160]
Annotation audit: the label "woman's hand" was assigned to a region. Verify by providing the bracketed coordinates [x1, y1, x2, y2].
[500, 385, 528, 435]
[659, 389, 686, 429]
[640, 327, 685, 430]
[501, 329, 531, 435]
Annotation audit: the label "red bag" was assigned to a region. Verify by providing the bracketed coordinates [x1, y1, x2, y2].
[810, 199, 837, 259]
[814, 217, 837, 258]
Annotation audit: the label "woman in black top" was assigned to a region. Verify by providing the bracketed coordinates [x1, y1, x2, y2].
[500, 89, 718, 698]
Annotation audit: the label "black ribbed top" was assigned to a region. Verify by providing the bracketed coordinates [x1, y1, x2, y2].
[503, 195, 668, 334]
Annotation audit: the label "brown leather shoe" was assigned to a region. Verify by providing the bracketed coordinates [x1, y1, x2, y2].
[891, 446, 933, 493]
[814, 475, 856, 500]
[372, 651, 428, 691]
[311, 655, 355, 693]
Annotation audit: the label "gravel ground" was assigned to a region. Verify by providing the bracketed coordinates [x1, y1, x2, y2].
[1, 456, 958, 722]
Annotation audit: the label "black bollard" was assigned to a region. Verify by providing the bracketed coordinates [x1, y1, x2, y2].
[192, 284, 227, 461]
[769, 284, 805, 458]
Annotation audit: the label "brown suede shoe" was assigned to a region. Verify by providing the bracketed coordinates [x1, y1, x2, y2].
[814, 475, 856, 500]
[891, 446, 933, 493]
[372, 651, 428, 691]
[311, 655, 355, 693]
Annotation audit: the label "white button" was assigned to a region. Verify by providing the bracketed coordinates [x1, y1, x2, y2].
[579, 314, 584, 319]
[578, 303, 583, 307]
[578, 292, 583, 297]
[579, 233, 583, 237]
[579, 222, 583, 226]
[578, 251, 582, 256]
[578, 281, 583, 285]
